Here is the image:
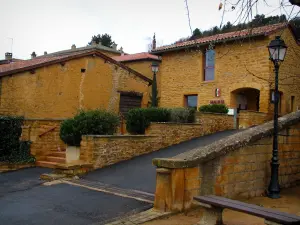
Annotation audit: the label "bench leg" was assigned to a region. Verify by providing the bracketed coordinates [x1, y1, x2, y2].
[199, 206, 223, 225]
[265, 220, 282, 225]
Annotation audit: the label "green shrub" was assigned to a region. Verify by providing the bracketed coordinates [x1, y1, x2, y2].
[169, 108, 193, 123]
[144, 107, 170, 122]
[199, 104, 229, 114]
[0, 116, 35, 163]
[126, 108, 150, 135]
[60, 110, 120, 146]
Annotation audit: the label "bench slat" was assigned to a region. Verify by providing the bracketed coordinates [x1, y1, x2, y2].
[204, 195, 300, 221]
[194, 196, 300, 224]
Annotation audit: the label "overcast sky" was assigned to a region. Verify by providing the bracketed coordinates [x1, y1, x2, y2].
[0, 0, 296, 59]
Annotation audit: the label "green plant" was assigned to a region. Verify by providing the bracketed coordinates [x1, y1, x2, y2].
[144, 108, 170, 122]
[126, 108, 150, 134]
[199, 104, 229, 114]
[169, 108, 193, 123]
[0, 116, 35, 163]
[126, 108, 171, 134]
[60, 110, 120, 146]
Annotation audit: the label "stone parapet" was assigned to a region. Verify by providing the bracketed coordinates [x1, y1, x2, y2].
[153, 111, 300, 212]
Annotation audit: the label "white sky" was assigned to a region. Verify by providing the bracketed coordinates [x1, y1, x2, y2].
[0, 0, 297, 59]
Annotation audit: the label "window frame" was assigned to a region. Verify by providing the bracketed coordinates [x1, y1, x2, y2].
[203, 49, 216, 81]
[184, 94, 198, 108]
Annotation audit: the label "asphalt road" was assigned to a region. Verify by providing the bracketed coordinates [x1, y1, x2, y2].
[83, 129, 239, 193]
[0, 129, 239, 224]
[0, 181, 150, 225]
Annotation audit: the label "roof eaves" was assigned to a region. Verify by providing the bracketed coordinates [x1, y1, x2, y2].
[151, 33, 266, 54]
[118, 57, 161, 63]
[0, 50, 152, 84]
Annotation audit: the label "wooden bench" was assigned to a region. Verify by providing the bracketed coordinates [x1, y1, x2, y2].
[194, 195, 300, 225]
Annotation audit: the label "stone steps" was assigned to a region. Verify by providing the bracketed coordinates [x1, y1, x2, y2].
[49, 151, 66, 158]
[46, 156, 65, 163]
[36, 161, 61, 169]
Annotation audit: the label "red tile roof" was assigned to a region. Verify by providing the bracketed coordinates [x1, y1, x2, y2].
[113, 52, 160, 62]
[0, 50, 152, 84]
[152, 23, 287, 53]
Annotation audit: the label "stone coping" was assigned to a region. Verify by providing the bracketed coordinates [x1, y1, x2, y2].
[152, 111, 300, 169]
[150, 122, 202, 125]
[82, 134, 157, 138]
[196, 112, 233, 116]
[239, 110, 268, 114]
[24, 118, 67, 121]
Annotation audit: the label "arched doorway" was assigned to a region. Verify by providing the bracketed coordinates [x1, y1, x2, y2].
[230, 88, 260, 112]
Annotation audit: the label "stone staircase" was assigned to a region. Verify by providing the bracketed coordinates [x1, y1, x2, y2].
[36, 149, 67, 168]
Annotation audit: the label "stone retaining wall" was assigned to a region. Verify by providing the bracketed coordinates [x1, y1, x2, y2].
[238, 110, 272, 129]
[195, 112, 234, 131]
[80, 114, 235, 169]
[21, 119, 66, 161]
[152, 111, 300, 212]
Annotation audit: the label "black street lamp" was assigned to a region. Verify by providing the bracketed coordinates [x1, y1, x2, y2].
[267, 36, 287, 199]
[151, 62, 159, 107]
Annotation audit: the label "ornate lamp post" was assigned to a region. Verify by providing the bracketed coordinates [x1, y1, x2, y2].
[151, 62, 159, 107]
[267, 36, 287, 199]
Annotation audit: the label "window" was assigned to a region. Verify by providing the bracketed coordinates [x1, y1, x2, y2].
[204, 49, 215, 81]
[185, 95, 198, 108]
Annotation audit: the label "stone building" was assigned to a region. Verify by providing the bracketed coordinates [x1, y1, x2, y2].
[0, 48, 152, 119]
[151, 23, 300, 116]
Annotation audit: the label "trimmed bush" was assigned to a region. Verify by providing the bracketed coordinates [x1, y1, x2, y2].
[0, 116, 35, 163]
[199, 104, 229, 114]
[60, 110, 120, 146]
[126, 107, 196, 134]
[170, 108, 192, 123]
[144, 107, 170, 122]
[126, 108, 150, 135]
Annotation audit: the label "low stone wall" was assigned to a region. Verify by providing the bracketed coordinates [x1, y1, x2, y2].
[80, 115, 235, 169]
[152, 111, 300, 212]
[238, 110, 272, 129]
[195, 112, 234, 131]
[0, 163, 35, 173]
[21, 119, 66, 161]
[80, 135, 157, 168]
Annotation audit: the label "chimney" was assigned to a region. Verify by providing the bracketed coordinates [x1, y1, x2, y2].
[112, 43, 117, 50]
[98, 41, 102, 46]
[44, 51, 47, 55]
[92, 40, 97, 46]
[119, 47, 124, 56]
[71, 44, 76, 49]
[5, 52, 12, 60]
[152, 33, 156, 50]
[31, 51, 37, 59]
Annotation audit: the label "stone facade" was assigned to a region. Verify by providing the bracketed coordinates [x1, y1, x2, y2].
[122, 60, 161, 105]
[80, 114, 234, 169]
[152, 111, 300, 212]
[156, 28, 300, 115]
[22, 119, 65, 161]
[0, 56, 149, 118]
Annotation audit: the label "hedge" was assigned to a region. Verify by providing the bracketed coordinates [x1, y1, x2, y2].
[199, 104, 229, 114]
[126, 107, 195, 134]
[0, 116, 35, 163]
[60, 110, 120, 146]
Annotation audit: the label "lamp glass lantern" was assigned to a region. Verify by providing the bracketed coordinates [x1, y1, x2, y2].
[268, 36, 287, 62]
[151, 62, 159, 73]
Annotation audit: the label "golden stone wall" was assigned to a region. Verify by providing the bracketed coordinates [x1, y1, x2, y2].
[21, 119, 65, 161]
[0, 56, 149, 118]
[158, 28, 300, 114]
[80, 114, 234, 169]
